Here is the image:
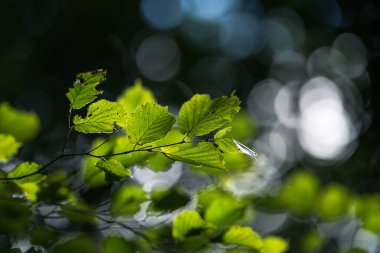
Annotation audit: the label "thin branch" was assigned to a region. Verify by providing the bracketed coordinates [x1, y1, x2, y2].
[61, 107, 73, 155]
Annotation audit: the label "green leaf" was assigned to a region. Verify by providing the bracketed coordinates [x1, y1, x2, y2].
[204, 197, 246, 227]
[66, 69, 105, 109]
[110, 185, 147, 217]
[96, 159, 131, 178]
[262, 236, 289, 253]
[149, 188, 190, 213]
[102, 236, 136, 253]
[178, 94, 240, 137]
[223, 226, 263, 251]
[172, 210, 212, 240]
[60, 201, 95, 224]
[161, 142, 225, 170]
[316, 183, 350, 221]
[8, 162, 46, 184]
[0, 134, 21, 163]
[30, 226, 59, 248]
[126, 102, 175, 145]
[53, 235, 96, 253]
[73, 99, 127, 134]
[0, 102, 40, 142]
[117, 79, 156, 113]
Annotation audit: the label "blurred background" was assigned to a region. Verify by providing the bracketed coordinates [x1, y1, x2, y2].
[0, 0, 380, 252]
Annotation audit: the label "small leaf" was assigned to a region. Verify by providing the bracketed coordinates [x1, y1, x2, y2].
[161, 142, 225, 170]
[0, 102, 40, 142]
[178, 94, 240, 137]
[73, 99, 127, 134]
[223, 226, 263, 251]
[233, 140, 257, 159]
[117, 79, 156, 113]
[262, 236, 289, 253]
[126, 102, 175, 145]
[0, 134, 21, 163]
[204, 197, 246, 227]
[66, 69, 105, 109]
[96, 159, 131, 178]
[172, 210, 211, 240]
[110, 185, 147, 217]
[8, 162, 46, 184]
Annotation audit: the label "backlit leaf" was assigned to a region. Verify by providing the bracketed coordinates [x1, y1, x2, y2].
[204, 197, 246, 227]
[172, 210, 211, 240]
[66, 69, 105, 109]
[0, 134, 21, 163]
[126, 102, 175, 145]
[73, 99, 127, 134]
[178, 94, 240, 137]
[0, 102, 40, 142]
[8, 162, 46, 184]
[110, 185, 147, 217]
[96, 159, 131, 178]
[161, 142, 225, 170]
[223, 226, 263, 251]
[117, 79, 156, 113]
[262, 236, 289, 253]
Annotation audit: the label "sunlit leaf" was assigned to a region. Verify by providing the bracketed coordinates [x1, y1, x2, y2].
[172, 210, 212, 240]
[112, 135, 152, 167]
[0, 134, 21, 163]
[96, 159, 131, 178]
[110, 185, 147, 217]
[144, 152, 174, 171]
[213, 127, 240, 153]
[126, 102, 175, 145]
[117, 79, 156, 113]
[178, 94, 240, 137]
[161, 142, 225, 170]
[66, 69, 105, 109]
[316, 183, 350, 221]
[223, 226, 263, 251]
[204, 197, 246, 227]
[73, 99, 127, 133]
[8, 162, 46, 184]
[0, 102, 40, 142]
[262, 236, 289, 253]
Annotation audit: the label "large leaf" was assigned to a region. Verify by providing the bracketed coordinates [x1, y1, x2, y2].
[172, 210, 211, 240]
[126, 102, 175, 145]
[8, 162, 46, 184]
[178, 94, 240, 137]
[161, 142, 225, 170]
[117, 79, 156, 113]
[0, 134, 21, 163]
[73, 99, 127, 134]
[0, 102, 40, 142]
[110, 185, 147, 217]
[96, 159, 131, 178]
[223, 226, 263, 251]
[66, 69, 105, 109]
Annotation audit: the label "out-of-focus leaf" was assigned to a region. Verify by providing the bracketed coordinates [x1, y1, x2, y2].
[223, 226, 263, 251]
[102, 236, 136, 253]
[73, 99, 127, 134]
[162, 142, 225, 170]
[343, 248, 368, 253]
[204, 196, 247, 227]
[178, 94, 240, 137]
[353, 195, 380, 234]
[117, 80, 156, 113]
[30, 226, 59, 248]
[149, 188, 190, 213]
[0, 134, 21, 163]
[262, 236, 289, 253]
[300, 231, 324, 253]
[227, 111, 256, 141]
[66, 69, 105, 110]
[277, 170, 320, 215]
[112, 135, 151, 167]
[172, 210, 212, 240]
[316, 183, 350, 221]
[110, 185, 147, 217]
[0, 102, 40, 142]
[126, 103, 175, 145]
[60, 201, 95, 224]
[83, 138, 115, 188]
[96, 159, 131, 178]
[0, 196, 31, 233]
[53, 235, 96, 253]
[144, 152, 174, 171]
[8, 162, 45, 183]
